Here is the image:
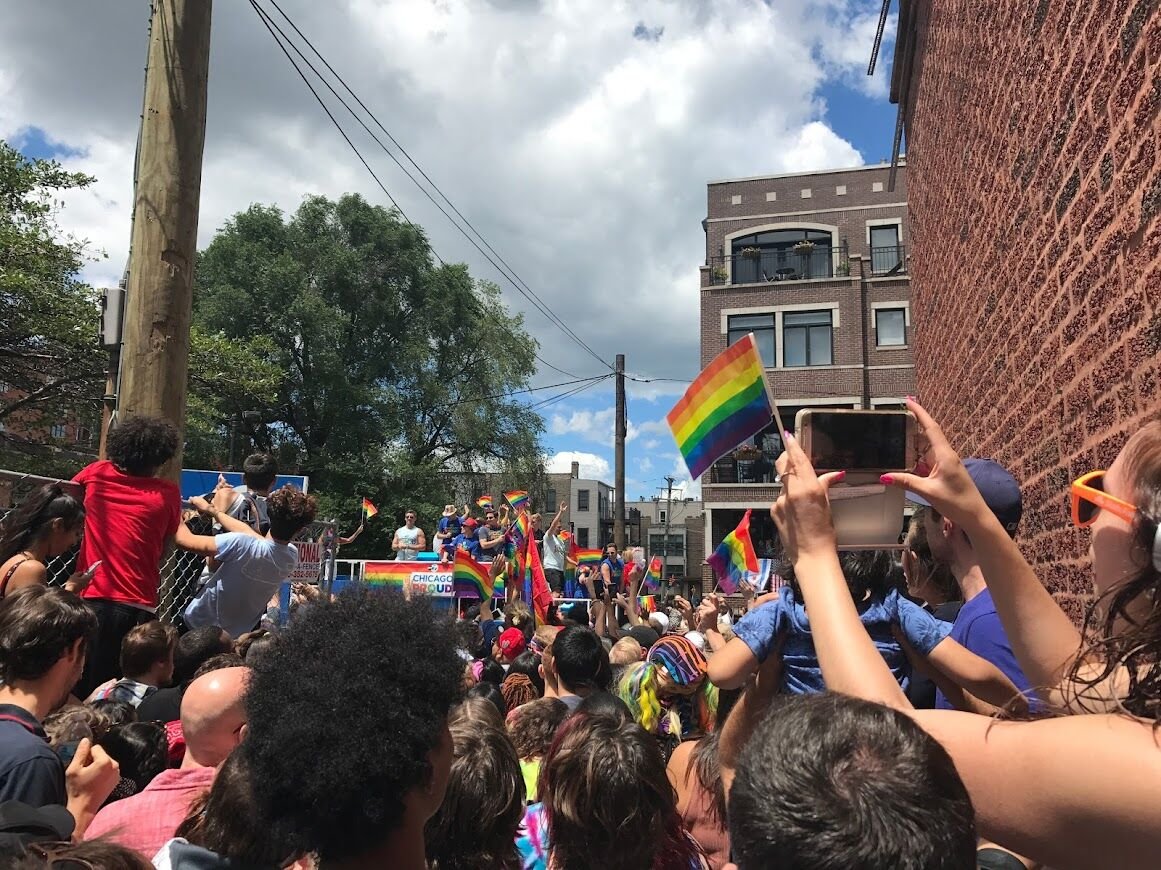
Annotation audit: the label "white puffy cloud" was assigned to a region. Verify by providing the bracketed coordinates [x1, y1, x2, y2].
[0, 0, 874, 384]
[546, 450, 611, 481]
[549, 407, 615, 438]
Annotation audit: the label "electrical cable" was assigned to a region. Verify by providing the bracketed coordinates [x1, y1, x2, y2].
[253, 0, 612, 375]
[442, 374, 612, 409]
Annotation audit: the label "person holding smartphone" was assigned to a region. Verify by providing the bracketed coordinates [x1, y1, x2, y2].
[0, 484, 95, 598]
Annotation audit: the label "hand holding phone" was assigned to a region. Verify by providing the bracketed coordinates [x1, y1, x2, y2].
[64, 561, 101, 595]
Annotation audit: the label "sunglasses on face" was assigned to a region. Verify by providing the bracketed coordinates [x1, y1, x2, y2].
[1070, 470, 1139, 528]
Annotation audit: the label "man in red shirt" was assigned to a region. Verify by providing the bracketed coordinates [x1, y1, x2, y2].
[72, 417, 184, 697]
[84, 665, 249, 856]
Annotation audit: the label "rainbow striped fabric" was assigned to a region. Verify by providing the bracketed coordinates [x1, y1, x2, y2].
[453, 548, 494, 600]
[361, 498, 378, 519]
[638, 594, 657, 615]
[643, 556, 663, 592]
[574, 548, 603, 568]
[504, 490, 530, 513]
[508, 511, 531, 543]
[705, 509, 759, 594]
[476, 495, 493, 510]
[666, 333, 775, 480]
[363, 561, 411, 591]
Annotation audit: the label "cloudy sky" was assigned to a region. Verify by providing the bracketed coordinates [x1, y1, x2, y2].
[0, 0, 897, 500]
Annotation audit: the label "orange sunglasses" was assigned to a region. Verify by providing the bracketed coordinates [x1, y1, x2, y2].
[1070, 470, 1139, 528]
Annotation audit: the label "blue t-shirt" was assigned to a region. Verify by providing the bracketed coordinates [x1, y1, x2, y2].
[438, 516, 462, 549]
[935, 588, 1035, 710]
[733, 586, 951, 694]
[184, 533, 299, 638]
[598, 557, 624, 594]
[452, 533, 482, 561]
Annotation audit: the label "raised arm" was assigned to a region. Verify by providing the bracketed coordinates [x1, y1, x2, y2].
[882, 399, 1082, 698]
[547, 501, 567, 537]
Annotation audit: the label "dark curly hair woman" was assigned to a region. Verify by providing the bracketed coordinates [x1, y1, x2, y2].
[242, 588, 464, 867]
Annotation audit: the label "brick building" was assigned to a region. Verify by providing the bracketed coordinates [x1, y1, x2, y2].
[699, 164, 915, 584]
[890, 2, 1161, 616]
[634, 496, 706, 598]
[545, 462, 614, 550]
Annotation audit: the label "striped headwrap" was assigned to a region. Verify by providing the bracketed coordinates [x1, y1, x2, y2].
[647, 635, 707, 688]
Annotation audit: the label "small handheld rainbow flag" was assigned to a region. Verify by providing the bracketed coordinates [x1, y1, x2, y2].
[705, 509, 759, 594]
[643, 556, 663, 592]
[477, 495, 493, 510]
[507, 511, 531, 544]
[666, 333, 780, 480]
[361, 498, 379, 519]
[453, 548, 494, 600]
[363, 561, 410, 591]
[504, 490, 530, 513]
[574, 548, 603, 568]
[638, 595, 657, 615]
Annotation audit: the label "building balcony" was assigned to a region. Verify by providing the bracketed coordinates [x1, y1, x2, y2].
[869, 245, 908, 276]
[708, 245, 849, 286]
[705, 449, 780, 485]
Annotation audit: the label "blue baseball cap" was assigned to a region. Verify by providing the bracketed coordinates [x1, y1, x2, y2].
[907, 458, 1023, 535]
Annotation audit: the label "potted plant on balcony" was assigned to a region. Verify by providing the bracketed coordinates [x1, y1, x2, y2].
[732, 444, 763, 460]
[712, 265, 728, 282]
[739, 246, 762, 259]
[793, 240, 816, 253]
[836, 260, 850, 276]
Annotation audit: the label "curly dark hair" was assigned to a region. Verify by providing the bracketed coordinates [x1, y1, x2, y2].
[241, 453, 278, 491]
[172, 625, 234, 685]
[99, 722, 168, 792]
[266, 486, 318, 541]
[242, 588, 463, 862]
[0, 484, 85, 565]
[424, 718, 524, 870]
[1068, 420, 1161, 719]
[781, 549, 896, 605]
[106, 416, 180, 476]
[0, 586, 96, 683]
[507, 697, 568, 759]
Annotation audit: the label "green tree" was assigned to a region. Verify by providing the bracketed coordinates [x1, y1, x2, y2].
[0, 142, 104, 456]
[193, 193, 545, 550]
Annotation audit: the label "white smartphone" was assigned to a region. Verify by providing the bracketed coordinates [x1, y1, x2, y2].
[795, 409, 917, 549]
[81, 560, 102, 579]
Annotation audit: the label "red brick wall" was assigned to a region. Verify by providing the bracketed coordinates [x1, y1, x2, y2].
[902, 1, 1161, 618]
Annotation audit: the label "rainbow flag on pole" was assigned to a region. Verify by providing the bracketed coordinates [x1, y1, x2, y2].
[666, 333, 776, 480]
[361, 498, 378, 519]
[363, 561, 411, 592]
[507, 511, 531, 544]
[643, 556, 663, 592]
[476, 495, 493, 510]
[453, 549, 494, 600]
[504, 490, 530, 513]
[705, 509, 759, 594]
[574, 548, 603, 568]
[638, 595, 657, 615]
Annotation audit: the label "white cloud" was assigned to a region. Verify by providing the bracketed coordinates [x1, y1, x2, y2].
[643, 438, 660, 450]
[0, 0, 871, 386]
[549, 407, 615, 438]
[638, 457, 654, 472]
[546, 450, 612, 481]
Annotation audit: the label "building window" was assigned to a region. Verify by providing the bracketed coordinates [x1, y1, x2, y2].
[870, 224, 903, 274]
[577, 527, 590, 548]
[658, 509, 667, 523]
[783, 311, 833, 367]
[577, 489, 590, 512]
[75, 425, 93, 444]
[649, 533, 685, 557]
[730, 228, 834, 283]
[49, 424, 67, 439]
[875, 308, 907, 346]
[727, 314, 775, 367]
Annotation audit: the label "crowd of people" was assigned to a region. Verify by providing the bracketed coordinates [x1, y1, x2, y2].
[0, 400, 1156, 868]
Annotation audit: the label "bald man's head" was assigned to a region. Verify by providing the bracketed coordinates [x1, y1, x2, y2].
[180, 666, 250, 768]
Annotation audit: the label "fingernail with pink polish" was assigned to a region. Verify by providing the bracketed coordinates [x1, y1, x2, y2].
[836, 471, 847, 482]
[783, 430, 794, 441]
[880, 474, 894, 485]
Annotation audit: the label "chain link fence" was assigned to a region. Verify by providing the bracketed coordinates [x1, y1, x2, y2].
[0, 467, 334, 625]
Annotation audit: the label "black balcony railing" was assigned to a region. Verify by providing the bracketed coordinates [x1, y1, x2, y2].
[870, 244, 907, 275]
[706, 450, 780, 485]
[708, 245, 849, 285]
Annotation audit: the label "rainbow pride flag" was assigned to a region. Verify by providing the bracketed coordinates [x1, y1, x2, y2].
[508, 511, 531, 543]
[638, 595, 657, 615]
[504, 490, 530, 513]
[666, 333, 775, 480]
[643, 556, 663, 592]
[361, 498, 378, 519]
[477, 495, 493, 510]
[453, 549, 494, 600]
[574, 548, 603, 568]
[705, 509, 759, 594]
[363, 561, 411, 591]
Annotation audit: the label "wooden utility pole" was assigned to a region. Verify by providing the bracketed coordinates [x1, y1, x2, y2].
[614, 353, 626, 551]
[116, 0, 212, 481]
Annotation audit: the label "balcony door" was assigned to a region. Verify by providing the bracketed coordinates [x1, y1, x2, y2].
[730, 228, 833, 283]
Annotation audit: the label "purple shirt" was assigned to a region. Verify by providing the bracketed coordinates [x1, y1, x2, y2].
[935, 588, 1035, 709]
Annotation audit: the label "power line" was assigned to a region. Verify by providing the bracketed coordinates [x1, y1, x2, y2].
[443, 374, 612, 409]
[253, 0, 613, 375]
[247, 0, 441, 265]
[525, 375, 612, 413]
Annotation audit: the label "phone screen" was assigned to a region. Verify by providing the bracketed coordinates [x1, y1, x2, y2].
[808, 412, 908, 471]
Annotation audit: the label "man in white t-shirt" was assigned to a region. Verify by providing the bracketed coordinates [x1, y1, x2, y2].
[392, 510, 425, 561]
[181, 485, 318, 638]
[540, 501, 570, 592]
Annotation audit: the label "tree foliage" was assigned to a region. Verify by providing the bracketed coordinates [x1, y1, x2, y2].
[193, 194, 545, 552]
[0, 142, 104, 444]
